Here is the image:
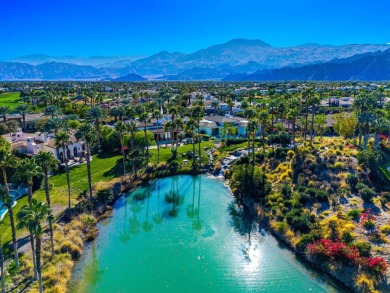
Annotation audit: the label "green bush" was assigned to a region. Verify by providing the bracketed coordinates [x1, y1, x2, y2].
[359, 187, 376, 203]
[346, 173, 359, 189]
[296, 234, 314, 251]
[347, 209, 362, 220]
[315, 190, 328, 202]
[352, 241, 371, 257]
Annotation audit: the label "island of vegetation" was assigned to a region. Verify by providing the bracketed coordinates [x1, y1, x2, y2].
[0, 81, 389, 292]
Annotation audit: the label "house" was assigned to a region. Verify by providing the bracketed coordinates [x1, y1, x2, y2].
[2, 129, 85, 163]
[197, 115, 252, 137]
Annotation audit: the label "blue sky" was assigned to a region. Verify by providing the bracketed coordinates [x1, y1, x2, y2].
[1, 0, 389, 60]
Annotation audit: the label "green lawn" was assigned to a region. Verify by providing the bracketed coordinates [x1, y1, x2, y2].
[0, 153, 121, 244]
[0, 92, 22, 108]
[149, 141, 215, 165]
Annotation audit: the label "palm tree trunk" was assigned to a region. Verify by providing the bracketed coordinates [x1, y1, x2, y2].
[28, 182, 33, 204]
[30, 233, 37, 280]
[144, 124, 149, 166]
[96, 122, 101, 149]
[252, 133, 255, 167]
[36, 236, 43, 293]
[292, 117, 296, 147]
[192, 132, 196, 167]
[157, 124, 160, 163]
[310, 111, 315, 145]
[86, 143, 93, 203]
[375, 132, 379, 150]
[358, 124, 363, 148]
[43, 170, 55, 257]
[63, 146, 71, 209]
[0, 236, 5, 293]
[6, 203, 19, 266]
[120, 138, 126, 179]
[197, 123, 201, 167]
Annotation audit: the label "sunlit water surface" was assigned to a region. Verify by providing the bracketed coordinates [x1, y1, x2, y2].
[69, 175, 349, 293]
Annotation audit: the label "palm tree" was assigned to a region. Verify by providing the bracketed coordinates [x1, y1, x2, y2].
[287, 97, 301, 148]
[192, 105, 204, 165]
[309, 93, 321, 145]
[0, 140, 18, 266]
[114, 121, 129, 179]
[174, 117, 184, 152]
[35, 152, 58, 257]
[151, 109, 163, 163]
[15, 158, 42, 203]
[55, 131, 72, 208]
[15, 104, 29, 129]
[226, 98, 234, 116]
[353, 95, 377, 149]
[43, 117, 68, 135]
[186, 118, 198, 168]
[372, 114, 389, 150]
[17, 199, 54, 293]
[164, 121, 175, 157]
[139, 112, 150, 166]
[86, 106, 106, 149]
[75, 123, 97, 203]
[314, 114, 327, 141]
[247, 119, 258, 167]
[0, 106, 10, 122]
[258, 110, 269, 159]
[211, 100, 219, 115]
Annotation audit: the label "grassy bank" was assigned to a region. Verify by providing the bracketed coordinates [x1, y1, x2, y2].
[0, 153, 121, 244]
[0, 92, 22, 108]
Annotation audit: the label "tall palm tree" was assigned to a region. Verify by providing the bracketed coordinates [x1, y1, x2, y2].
[55, 131, 72, 208]
[0, 140, 18, 266]
[192, 105, 204, 165]
[14, 158, 42, 278]
[15, 158, 42, 204]
[35, 152, 58, 257]
[174, 117, 184, 152]
[211, 100, 219, 115]
[0, 106, 10, 122]
[186, 118, 198, 168]
[247, 119, 258, 167]
[114, 121, 129, 179]
[75, 123, 97, 203]
[164, 121, 175, 157]
[43, 117, 68, 135]
[353, 94, 377, 149]
[258, 110, 269, 159]
[139, 112, 150, 166]
[86, 106, 106, 149]
[17, 199, 54, 293]
[151, 109, 163, 163]
[15, 104, 29, 129]
[287, 97, 301, 148]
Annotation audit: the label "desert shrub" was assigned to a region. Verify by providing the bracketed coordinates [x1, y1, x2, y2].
[346, 173, 359, 189]
[296, 234, 315, 252]
[306, 239, 359, 264]
[352, 241, 371, 257]
[274, 221, 289, 234]
[356, 182, 368, 190]
[315, 190, 328, 202]
[341, 231, 354, 243]
[359, 187, 376, 203]
[347, 209, 362, 220]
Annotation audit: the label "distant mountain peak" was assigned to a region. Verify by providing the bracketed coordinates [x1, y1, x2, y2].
[223, 38, 272, 47]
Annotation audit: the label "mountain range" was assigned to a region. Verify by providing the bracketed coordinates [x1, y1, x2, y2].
[1, 39, 389, 81]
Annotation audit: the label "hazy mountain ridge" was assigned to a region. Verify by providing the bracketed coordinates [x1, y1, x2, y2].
[223, 48, 390, 81]
[1, 39, 390, 80]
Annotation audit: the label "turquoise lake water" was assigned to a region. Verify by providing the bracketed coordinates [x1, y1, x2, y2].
[69, 175, 349, 292]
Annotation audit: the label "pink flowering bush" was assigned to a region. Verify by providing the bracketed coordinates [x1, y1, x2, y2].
[360, 257, 388, 275]
[306, 239, 359, 264]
